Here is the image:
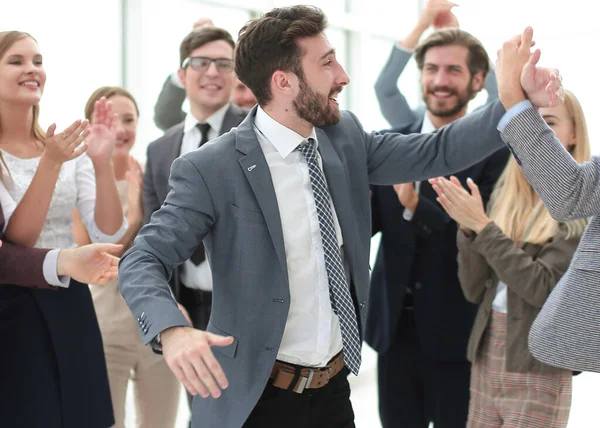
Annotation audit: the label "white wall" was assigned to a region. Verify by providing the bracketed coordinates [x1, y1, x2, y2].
[0, 0, 123, 135]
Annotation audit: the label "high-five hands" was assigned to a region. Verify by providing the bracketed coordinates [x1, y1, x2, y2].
[496, 27, 564, 110]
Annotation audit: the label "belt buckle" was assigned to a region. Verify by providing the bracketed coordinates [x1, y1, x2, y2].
[293, 370, 315, 394]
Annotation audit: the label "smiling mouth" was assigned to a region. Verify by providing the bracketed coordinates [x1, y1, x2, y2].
[201, 84, 222, 91]
[20, 81, 40, 87]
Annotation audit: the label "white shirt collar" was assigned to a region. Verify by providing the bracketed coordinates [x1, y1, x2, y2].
[184, 102, 231, 134]
[254, 106, 318, 159]
[421, 112, 437, 134]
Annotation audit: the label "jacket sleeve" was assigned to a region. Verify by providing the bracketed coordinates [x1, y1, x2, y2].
[0, 241, 52, 288]
[153, 75, 187, 131]
[142, 146, 162, 225]
[502, 107, 600, 220]
[373, 46, 418, 127]
[456, 228, 491, 304]
[463, 221, 580, 308]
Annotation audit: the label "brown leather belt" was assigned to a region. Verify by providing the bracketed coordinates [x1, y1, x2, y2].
[269, 351, 345, 394]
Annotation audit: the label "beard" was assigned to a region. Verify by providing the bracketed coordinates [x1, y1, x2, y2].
[422, 81, 476, 118]
[293, 77, 342, 127]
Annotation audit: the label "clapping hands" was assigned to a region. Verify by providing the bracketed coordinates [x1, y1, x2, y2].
[429, 176, 491, 234]
[42, 120, 90, 165]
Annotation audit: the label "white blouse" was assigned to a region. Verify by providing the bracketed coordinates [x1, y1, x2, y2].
[0, 150, 127, 249]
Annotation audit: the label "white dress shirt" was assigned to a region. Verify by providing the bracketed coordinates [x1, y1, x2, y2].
[492, 281, 508, 313]
[179, 104, 231, 292]
[254, 107, 344, 367]
[403, 113, 437, 220]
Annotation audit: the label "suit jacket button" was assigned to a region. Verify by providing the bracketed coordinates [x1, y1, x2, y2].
[414, 282, 422, 290]
[484, 279, 494, 288]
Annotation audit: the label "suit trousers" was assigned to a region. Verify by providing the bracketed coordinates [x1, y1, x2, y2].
[243, 366, 355, 428]
[104, 337, 180, 428]
[377, 310, 471, 428]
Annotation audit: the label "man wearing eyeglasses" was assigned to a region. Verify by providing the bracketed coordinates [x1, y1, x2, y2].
[153, 19, 257, 131]
[142, 27, 248, 414]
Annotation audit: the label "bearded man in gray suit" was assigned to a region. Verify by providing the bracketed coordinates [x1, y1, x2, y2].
[120, 7, 562, 427]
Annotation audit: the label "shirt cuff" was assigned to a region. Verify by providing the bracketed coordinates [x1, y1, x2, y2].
[43, 249, 70, 288]
[88, 217, 128, 243]
[497, 100, 533, 132]
[170, 71, 185, 89]
[403, 208, 415, 221]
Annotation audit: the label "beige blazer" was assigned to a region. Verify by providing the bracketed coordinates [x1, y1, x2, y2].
[457, 221, 580, 374]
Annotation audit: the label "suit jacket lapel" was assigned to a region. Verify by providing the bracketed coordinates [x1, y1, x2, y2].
[236, 109, 288, 280]
[315, 128, 357, 275]
[219, 104, 246, 136]
[166, 124, 185, 175]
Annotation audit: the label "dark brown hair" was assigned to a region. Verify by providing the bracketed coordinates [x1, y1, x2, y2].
[414, 28, 490, 80]
[84, 86, 139, 121]
[179, 27, 235, 67]
[235, 5, 327, 105]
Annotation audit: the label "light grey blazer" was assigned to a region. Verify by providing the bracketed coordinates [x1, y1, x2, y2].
[119, 101, 507, 427]
[374, 46, 499, 127]
[501, 106, 600, 373]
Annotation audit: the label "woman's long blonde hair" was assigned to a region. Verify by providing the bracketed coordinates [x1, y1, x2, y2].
[488, 90, 590, 244]
[0, 31, 46, 182]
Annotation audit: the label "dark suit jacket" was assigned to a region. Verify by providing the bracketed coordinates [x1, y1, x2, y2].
[0, 207, 50, 288]
[365, 119, 509, 361]
[0, 205, 113, 428]
[143, 104, 248, 304]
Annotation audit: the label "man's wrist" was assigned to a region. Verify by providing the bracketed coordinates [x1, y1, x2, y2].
[403, 194, 419, 214]
[500, 86, 527, 110]
[56, 248, 72, 277]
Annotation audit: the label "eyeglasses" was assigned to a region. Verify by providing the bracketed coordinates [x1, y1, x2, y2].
[182, 56, 234, 73]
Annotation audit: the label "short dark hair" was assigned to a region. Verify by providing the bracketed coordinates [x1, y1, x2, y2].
[84, 86, 139, 121]
[179, 27, 235, 68]
[235, 5, 327, 106]
[414, 28, 490, 80]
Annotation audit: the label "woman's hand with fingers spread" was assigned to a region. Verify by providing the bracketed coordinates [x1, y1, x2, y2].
[86, 97, 118, 168]
[42, 120, 90, 165]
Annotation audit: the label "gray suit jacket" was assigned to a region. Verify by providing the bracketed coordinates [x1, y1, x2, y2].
[501, 107, 600, 373]
[144, 103, 248, 221]
[120, 101, 507, 427]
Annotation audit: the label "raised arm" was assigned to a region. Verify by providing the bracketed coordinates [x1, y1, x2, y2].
[374, 47, 417, 126]
[363, 99, 507, 185]
[4, 120, 90, 247]
[502, 107, 600, 220]
[153, 74, 187, 131]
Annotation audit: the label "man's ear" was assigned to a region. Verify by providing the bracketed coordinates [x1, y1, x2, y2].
[472, 71, 485, 92]
[177, 68, 186, 87]
[271, 70, 298, 98]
